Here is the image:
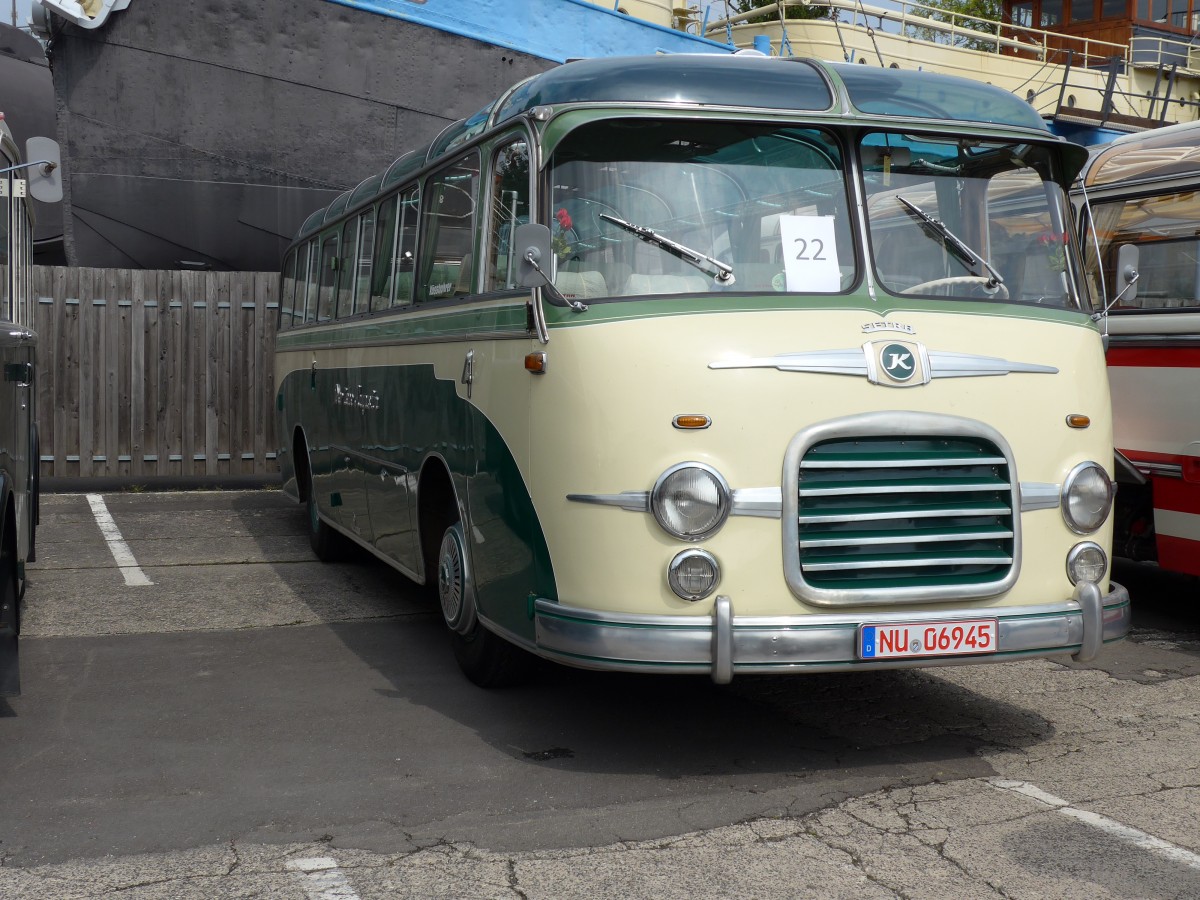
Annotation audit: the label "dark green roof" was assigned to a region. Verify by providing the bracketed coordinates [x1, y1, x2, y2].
[831, 63, 1049, 132]
[293, 55, 1058, 242]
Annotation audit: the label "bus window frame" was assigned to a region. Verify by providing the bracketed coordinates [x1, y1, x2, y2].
[415, 149, 482, 304]
[483, 130, 534, 296]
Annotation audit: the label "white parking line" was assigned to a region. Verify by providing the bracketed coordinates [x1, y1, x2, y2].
[86, 494, 152, 587]
[990, 779, 1200, 872]
[286, 856, 362, 899]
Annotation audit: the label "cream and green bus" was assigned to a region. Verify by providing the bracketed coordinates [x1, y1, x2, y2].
[274, 54, 1130, 686]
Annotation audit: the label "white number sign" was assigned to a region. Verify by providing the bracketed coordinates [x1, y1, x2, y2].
[779, 215, 840, 293]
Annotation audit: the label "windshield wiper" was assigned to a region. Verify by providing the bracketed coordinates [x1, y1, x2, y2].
[895, 196, 1004, 291]
[599, 213, 735, 287]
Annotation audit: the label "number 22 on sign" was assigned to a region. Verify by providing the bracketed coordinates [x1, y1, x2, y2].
[779, 214, 840, 293]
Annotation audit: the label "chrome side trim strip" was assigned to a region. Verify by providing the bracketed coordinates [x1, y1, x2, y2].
[532, 584, 1131, 679]
[1138, 461, 1183, 478]
[731, 487, 782, 518]
[709, 349, 1058, 379]
[1019, 482, 1061, 511]
[565, 491, 649, 511]
[568, 487, 783, 518]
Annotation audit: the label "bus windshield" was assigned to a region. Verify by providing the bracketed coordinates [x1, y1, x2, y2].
[548, 120, 855, 298]
[861, 133, 1082, 308]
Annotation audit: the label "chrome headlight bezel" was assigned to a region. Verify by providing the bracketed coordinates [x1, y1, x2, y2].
[1066, 541, 1108, 585]
[1061, 461, 1114, 534]
[650, 462, 731, 542]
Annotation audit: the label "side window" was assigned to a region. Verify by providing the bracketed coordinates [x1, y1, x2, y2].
[298, 240, 315, 324]
[336, 217, 358, 318]
[395, 187, 419, 307]
[355, 209, 375, 314]
[1087, 192, 1200, 310]
[317, 234, 339, 322]
[487, 139, 530, 292]
[0, 178, 10, 322]
[280, 249, 296, 331]
[370, 195, 398, 312]
[417, 152, 479, 302]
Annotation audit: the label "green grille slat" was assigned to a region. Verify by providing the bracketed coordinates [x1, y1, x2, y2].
[803, 549, 1013, 572]
[796, 435, 1015, 591]
[799, 501, 1011, 524]
[801, 455, 1007, 469]
[799, 525, 1014, 549]
[798, 475, 1011, 497]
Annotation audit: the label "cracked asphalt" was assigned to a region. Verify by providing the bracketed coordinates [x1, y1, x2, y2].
[1, 491, 1198, 898]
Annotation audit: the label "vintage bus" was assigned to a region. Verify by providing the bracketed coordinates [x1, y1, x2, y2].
[1076, 121, 1200, 578]
[274, 54, 1130, 686]
[0, 121, 60, 697]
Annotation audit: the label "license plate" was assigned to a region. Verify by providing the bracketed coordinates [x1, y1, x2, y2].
[859, 619, 998, 660]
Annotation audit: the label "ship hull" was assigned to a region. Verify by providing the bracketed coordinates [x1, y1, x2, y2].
[45, 0, 725, 270]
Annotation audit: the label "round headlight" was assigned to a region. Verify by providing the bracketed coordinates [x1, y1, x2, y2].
[668, 549, 721, 601]
[651, 462, 731, 541]
[1062, 461, 1113, 534]
[1067, 541, 1108, 585]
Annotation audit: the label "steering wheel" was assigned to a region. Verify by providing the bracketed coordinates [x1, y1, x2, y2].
[900, 275, 1010, 300]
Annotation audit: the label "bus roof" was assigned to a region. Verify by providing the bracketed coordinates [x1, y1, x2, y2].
[1082, 119, 1200, 189]
[294, 54, 1055, 242]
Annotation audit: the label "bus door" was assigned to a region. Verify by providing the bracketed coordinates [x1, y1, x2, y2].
[459, 137, 534, 633]
[328, 216, 374, 543]
[367, 189, 420, 572]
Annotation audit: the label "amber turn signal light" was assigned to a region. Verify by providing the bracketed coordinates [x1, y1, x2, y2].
[524, 352, 547, 374]
[1066, 414, 1090, 429]
[673, 414, 711, 430]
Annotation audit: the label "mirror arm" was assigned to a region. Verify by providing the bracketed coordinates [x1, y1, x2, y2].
[523, 248, 588, 313]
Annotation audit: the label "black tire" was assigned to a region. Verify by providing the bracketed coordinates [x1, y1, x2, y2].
[307, 483, 350, 562]
[434, 518, 535, 688]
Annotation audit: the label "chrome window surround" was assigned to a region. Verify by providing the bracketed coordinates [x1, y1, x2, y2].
[781, 411, 1022, 608]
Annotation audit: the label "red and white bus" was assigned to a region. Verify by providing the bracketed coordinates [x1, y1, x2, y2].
[1077, 121, 1200, 576]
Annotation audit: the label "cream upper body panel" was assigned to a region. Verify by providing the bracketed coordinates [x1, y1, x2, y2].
[528, 305, 1111, 617]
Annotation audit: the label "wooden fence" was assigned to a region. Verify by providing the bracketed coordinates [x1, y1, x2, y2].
[31, 266, 280, 480]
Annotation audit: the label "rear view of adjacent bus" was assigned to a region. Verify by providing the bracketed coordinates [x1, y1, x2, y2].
[274, 55, 1130, 686]
[1075, 121, 1200, 579]
[0, 123, 59, 697]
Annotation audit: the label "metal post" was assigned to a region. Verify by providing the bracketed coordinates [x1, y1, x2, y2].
[1100, 57, 1120, 125]
[1148, 65, 1164, 121]
[1160, 64, 1177, 124]
[1057, 50, 1074, 115]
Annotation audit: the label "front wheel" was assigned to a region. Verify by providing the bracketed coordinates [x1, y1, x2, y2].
[436, 520, 535, 687]
[307, 486, 349, 562]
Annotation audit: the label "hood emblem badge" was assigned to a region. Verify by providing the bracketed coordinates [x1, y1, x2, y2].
[710, 341, 1058, 387]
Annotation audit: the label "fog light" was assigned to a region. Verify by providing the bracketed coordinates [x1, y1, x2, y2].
[668, 549, 721, 601]
[1067, 541, 1107, 585]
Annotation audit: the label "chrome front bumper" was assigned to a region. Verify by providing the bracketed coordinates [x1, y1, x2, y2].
[533, 581, 1131, 683]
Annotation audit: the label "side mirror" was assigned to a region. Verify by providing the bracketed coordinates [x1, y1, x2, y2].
[1116, 243, 1139, 305]
[24, 136, 62, 204]
[514, 223, 553, 288]
[514, 222, 586, 312]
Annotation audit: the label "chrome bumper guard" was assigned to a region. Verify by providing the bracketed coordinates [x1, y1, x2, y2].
[533, 581, 1131, 684]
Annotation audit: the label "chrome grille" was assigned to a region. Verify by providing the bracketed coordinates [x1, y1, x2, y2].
[795, 436, 1016, 593]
